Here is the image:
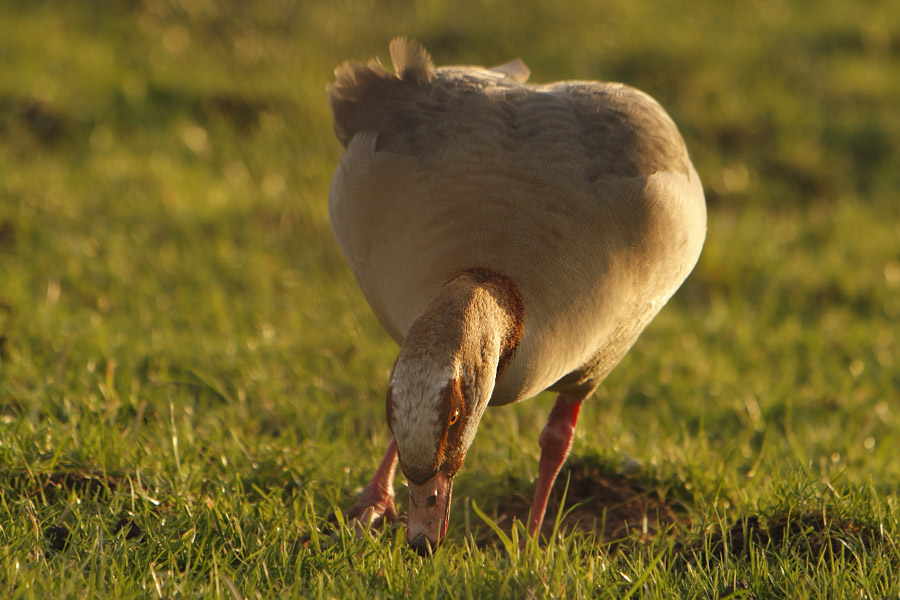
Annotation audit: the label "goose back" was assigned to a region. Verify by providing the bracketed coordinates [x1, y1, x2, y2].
[328, 40, 706, 405]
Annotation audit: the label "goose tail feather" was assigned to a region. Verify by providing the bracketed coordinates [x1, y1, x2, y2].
[328, 37, 434, 148]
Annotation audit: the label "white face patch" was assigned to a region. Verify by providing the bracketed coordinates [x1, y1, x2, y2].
[388, 360, 456, 479]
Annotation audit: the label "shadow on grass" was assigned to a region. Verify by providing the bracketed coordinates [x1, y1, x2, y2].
[459, 455, 691, 549]
[697, 511, 892, 560]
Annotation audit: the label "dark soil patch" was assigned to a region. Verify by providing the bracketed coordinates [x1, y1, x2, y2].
[41, 518, 144, 554]
[113, 517, 144, 540]
[44, 525, 70, 553]
[0, 218, 15, 248]
[19, 99, 66, 144]
[720, 579, 757, 599]
[473, 458, 690, 547]
[38, 470, 121, 500]
[701, 511, 890, 560]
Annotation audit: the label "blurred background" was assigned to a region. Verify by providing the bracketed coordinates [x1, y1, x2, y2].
[1, 0, 899, 496]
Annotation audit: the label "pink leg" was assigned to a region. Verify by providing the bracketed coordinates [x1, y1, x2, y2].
[345, 439, 400, 530]
[525, 394, 584, 543]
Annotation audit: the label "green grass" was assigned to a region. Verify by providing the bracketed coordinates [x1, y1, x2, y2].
[2, 0, 899, 597]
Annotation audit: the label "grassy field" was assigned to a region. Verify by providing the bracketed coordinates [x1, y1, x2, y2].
[2, 0, 899, 597]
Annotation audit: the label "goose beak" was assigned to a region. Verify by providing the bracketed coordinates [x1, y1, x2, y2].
[407, 471, 452, 555]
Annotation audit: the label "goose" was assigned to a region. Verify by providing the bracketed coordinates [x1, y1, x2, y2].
[327, 38, 706, 555]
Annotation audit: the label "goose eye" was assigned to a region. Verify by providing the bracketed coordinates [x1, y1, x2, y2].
[448, 408, 460, 426]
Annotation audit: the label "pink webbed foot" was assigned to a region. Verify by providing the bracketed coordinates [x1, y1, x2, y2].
[344, 439, 401, 534]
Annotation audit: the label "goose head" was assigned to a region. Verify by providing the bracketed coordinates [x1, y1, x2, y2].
[387, 353, 490, 554]
[386, 269, 523, 554]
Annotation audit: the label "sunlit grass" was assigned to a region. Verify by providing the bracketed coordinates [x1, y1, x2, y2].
[1, 0, 898, 597]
